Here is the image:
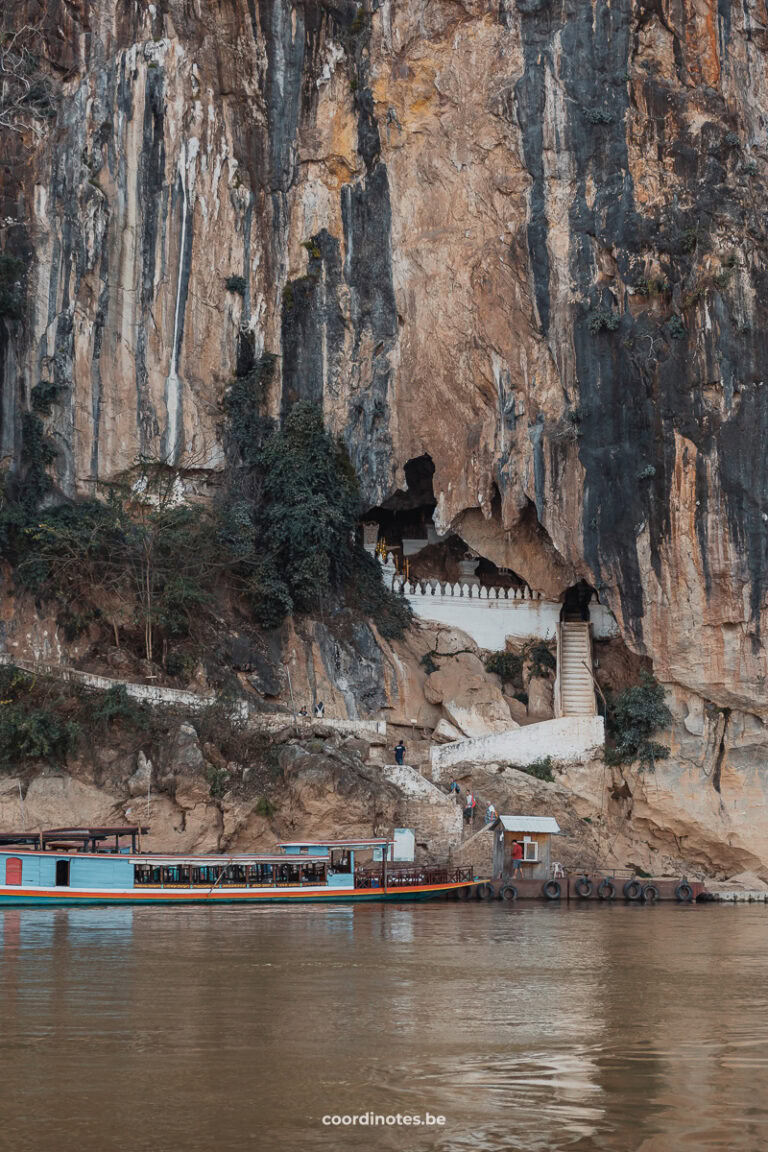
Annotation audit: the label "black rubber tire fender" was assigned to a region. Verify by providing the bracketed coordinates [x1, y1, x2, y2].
[675, 882, 694, 903]
[458, 885, 473, 901]
[476, 882, 494, 901]
[574, 877, 593, 898]
[543, 880, 561, 900]
[642, 884, 660, 903]
[500, 884, 518, 902]
[623, 879, 643, 901]
[597, 879, 616, 901]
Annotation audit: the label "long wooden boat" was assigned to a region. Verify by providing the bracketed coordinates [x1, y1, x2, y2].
[0, 827, 474, 905]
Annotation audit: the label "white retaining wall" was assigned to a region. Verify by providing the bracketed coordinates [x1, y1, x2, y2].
[0, 655, 386, 740]
[430, 715, 605, 777]
[398, 582, 619, 650]
[252, 715, 387, 742]
[404, 591, 561, 648]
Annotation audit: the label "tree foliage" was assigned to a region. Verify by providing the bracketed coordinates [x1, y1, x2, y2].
[259, 401, 359, 612]
[484, 650, 523, 686]
[13, 465, 226, 661]
[605, 672, 672, 771]
[225, 397, 410, 636]
[0, 253, 25, 320]
[1, 387, 409, 660]
[0, 666, 79, 766]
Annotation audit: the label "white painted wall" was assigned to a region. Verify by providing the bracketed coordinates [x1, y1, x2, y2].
[430, 715, 605, 777]
[405, 593, 561, 648]
[398, 580, 619, 651]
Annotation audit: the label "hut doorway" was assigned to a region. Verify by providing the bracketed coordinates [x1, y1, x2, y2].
[55, 860, 70, 887]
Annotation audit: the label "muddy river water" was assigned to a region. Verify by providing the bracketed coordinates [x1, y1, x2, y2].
[0, 902, 766, 1151]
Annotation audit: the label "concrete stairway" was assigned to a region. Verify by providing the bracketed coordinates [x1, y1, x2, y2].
[558, 622, 597, 716]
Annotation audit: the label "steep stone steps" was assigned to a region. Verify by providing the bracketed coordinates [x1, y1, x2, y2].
[559, 622, 596, 717]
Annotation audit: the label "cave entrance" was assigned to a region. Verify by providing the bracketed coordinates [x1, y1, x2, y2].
[361, 454, 438, 575]
[562, 581, 595, 621]
[361, 455, 532, 589]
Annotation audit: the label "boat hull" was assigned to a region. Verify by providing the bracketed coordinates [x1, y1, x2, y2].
[0, 881, 474, 906]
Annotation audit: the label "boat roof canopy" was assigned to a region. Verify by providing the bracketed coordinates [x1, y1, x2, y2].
[278, 837, 392, 849]
[132, 854, 330, 865]
[0, 833, 44, 847]
[43, 826, 149, 838]
[0, 827, 150, 853]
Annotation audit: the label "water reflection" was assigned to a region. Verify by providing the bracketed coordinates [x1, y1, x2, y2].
[0, 903, 766, 1151]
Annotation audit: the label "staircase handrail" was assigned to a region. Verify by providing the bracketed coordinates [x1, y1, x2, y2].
[554, 621, 563, 718]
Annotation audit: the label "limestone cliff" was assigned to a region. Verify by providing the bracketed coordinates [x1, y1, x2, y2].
[3, 0, 768, 872]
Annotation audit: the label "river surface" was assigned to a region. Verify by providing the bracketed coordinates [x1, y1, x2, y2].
[1, 902, 767, 1151]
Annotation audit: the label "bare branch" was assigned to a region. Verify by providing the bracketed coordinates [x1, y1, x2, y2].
[0, 20, 57, 137]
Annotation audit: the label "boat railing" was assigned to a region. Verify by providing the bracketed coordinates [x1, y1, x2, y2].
[354, 865, 472, 889]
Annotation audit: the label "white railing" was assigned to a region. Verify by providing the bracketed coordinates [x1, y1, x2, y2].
[392, 577, 545, 601]
[554, 622, 562, 719]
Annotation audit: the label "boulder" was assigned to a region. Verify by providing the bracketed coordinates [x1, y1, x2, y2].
[504, 695, 529, 725]
[425, 651, 487, 705]
[424, 674, 445, 705]
[168, 723, 206, 775]
[432, 718, 463, 744]
[127, 751, 153, 798]
[443, 691, 518, 738]
[424, 652, 518, 738]
[527, 676, 554, 719]
[434, 627, 478, 657]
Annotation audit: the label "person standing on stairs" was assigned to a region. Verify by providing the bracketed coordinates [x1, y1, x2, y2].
[464, 792, 476, 825]
[394, 740, 406, 765]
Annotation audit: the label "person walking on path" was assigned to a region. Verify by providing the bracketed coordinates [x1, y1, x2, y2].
[464, 792, 476, 825]
[485, 803, 497, 825]
[449, 780, 461, 798]
[394, 740, 406, 765]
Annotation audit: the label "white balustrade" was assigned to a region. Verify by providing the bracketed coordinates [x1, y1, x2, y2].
[375, 552, 616, 648]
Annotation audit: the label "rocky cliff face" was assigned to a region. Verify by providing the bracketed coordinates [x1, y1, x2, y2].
[4, 0, 768, 871]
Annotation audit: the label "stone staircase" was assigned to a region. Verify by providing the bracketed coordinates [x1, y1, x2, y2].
[557, 622, 596, 717]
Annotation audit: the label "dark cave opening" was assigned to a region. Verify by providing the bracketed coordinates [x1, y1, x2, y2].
[360, 454, 530, 587]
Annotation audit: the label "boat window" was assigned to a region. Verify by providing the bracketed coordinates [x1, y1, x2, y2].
[330, 850, 351, 874]
[5, 857, 22, 886]
[134, 865, 162, 886]
[55, 860, 70, 887]
[160, 866, 193, 887]
[223, 865, 246, 887]
[300, 863, 325, 885]
[277, 862, 301, 886]
[247, 864, 275, 886]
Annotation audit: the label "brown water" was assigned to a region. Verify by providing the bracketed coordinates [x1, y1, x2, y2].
[0, 903, 767, 1152]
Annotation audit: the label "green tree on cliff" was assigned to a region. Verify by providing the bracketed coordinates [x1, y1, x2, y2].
[605, 672, 672, 771]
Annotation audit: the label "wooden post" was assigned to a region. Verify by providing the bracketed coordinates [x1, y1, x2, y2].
[383, 841, 388, 892]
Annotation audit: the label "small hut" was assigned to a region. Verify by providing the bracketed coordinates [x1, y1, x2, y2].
[492, 815, 561, 881]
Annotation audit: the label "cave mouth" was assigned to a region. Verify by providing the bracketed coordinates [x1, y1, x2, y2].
[361, 454, 438, 570]
[562, 580, 597, 620]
